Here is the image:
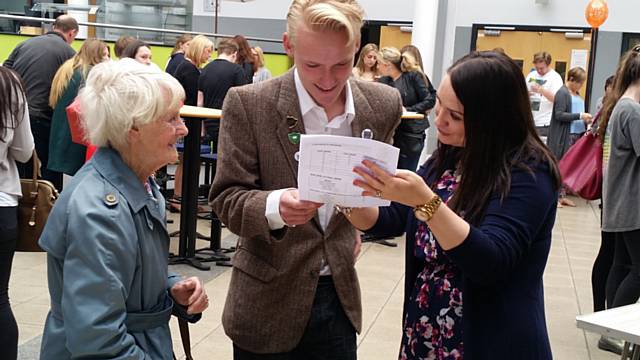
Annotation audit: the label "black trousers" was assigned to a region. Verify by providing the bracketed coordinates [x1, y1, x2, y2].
[592, 231, 615, 311]
[233, 277, 357, 360]
[17, 116, 63, 191]
[0, 206, 18, 360]
[606, 229, 640, 309]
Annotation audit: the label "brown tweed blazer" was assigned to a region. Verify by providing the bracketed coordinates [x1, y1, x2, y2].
[210, 69, 403, 353]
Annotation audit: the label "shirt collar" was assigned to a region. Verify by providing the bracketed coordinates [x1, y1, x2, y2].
[293, 68, 355, 123]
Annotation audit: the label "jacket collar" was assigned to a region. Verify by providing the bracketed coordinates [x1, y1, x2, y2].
[91, 147, 154, 214]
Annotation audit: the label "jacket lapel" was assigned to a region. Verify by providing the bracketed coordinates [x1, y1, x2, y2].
[275, 71, 323, 233]
[275, 70, 305, 181]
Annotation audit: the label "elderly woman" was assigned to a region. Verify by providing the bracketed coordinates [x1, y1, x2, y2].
[346, 51, 559, 359]
[38, 59, 208, 359]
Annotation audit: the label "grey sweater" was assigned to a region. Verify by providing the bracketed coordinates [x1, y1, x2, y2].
[4, 32, 75, 121]
[0, 72, 34, 201]
[547, 85, 581, 160]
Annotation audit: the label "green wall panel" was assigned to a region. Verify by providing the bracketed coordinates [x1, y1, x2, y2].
[0, 34, 291, 77]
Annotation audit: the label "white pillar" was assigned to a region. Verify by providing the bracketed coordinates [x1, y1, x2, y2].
[67, 0, 89, 39]
[412, 0, 441, 160]
[411, 0, 440, 79]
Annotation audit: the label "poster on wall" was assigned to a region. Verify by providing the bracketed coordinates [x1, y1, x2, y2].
[570, 49, 588, 71]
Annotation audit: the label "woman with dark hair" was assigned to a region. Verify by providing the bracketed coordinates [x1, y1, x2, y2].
[598, 45, 640, 353]
[165, 34, 193, 76]
[232, 34, 255, 83]
[343, 51, 559, 359]
[0, 66, 34, 360]
[378, 46, 436, 171]
[122, 40, 153, 66]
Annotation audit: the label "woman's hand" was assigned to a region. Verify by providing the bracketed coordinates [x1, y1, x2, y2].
[170, 277, 209, 314]
[353, 160, 433, 207]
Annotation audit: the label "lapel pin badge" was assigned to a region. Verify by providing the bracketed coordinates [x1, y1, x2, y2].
[286, 115, 299, 130]
[361, 128, 373, 140]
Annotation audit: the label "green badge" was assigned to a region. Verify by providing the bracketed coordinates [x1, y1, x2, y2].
[288, 132, 301, 145]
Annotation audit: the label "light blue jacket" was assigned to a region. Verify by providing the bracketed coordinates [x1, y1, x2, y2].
[38, 147, 199, 359]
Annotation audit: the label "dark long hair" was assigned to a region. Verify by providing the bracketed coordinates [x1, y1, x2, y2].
[429, 51, 560, 225]
[598, 46, 640, 139]
[233, 35, 255, 71]
[0, 67, 26, 143]
[121, 40, 150, 60]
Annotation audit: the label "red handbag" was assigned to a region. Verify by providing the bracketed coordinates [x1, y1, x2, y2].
[66, 98, 88, 146]
[558, 132, 603, 200]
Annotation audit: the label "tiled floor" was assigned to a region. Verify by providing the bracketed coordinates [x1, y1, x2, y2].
[10, 196, 618, 359]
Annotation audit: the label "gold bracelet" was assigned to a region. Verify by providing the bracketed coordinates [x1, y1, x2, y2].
[413, 194, 442, 222]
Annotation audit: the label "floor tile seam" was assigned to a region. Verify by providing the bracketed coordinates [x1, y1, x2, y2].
[187, 321, 225, 351]
[356, 272, 404, 348]
[559, 211, 596, 359]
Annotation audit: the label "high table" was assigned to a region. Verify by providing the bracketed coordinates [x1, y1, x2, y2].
[169, 105, 224, 271]
[171, 108, 426, 270]
[576, 303, 640, 359]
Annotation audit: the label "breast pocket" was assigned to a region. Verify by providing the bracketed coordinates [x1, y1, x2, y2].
[233, 247, 279, 283]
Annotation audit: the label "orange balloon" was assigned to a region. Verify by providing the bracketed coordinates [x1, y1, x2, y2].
[585, 0, 609, 28]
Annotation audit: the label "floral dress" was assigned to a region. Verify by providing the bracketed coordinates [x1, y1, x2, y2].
[399, 169, 463, 360]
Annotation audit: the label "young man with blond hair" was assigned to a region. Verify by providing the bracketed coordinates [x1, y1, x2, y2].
[210, 0, 402, 358]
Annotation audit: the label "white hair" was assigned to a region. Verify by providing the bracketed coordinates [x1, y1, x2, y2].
[79, 58, 185, 149]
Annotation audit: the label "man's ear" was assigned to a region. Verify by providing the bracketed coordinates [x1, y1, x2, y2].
[283, 32, 294, 58]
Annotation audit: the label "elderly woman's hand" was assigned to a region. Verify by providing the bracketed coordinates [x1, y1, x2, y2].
[170, 277, 209, 314]
[353, 160, 433, 207]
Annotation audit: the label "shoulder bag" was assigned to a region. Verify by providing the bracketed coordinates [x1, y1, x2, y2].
[16, 151, 59, 252]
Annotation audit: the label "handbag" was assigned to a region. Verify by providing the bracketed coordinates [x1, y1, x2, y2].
[66, 97, 88, 146]
[16, 151, 59, 252]
[558, 132, 603, 200]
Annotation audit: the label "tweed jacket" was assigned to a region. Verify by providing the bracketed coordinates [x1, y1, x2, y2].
[210, 69, 403, 353]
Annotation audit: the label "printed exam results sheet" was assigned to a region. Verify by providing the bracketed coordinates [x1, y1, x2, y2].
[297, 134, 399, 207]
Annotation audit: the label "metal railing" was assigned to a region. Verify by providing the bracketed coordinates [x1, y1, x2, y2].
[0, 13, 282, 44]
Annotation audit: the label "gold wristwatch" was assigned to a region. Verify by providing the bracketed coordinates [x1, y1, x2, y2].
[414, 194, 442, 222]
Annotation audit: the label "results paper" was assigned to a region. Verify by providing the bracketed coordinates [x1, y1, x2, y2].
[297, 134, 399, 207]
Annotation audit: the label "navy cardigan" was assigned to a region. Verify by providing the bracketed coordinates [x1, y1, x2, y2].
[367, 161, 557, 359]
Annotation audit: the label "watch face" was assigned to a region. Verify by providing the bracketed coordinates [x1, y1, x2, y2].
[414, 208, 429, 222]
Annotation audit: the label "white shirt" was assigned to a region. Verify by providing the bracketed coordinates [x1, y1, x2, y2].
[526, 69, 563, 127]
[265, 68, 355, 274]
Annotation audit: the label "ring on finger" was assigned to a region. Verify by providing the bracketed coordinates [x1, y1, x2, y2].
[375, 190, 383, 198]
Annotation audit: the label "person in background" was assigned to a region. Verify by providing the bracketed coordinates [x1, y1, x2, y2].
[400, 44, 424, 71]
[209, 0, 403, 357]
[600, 45, 640, 355]
[122, 40, 153, 66]
[166, 34, 193, 76]
[589, 74, 619, 354]
[48, 39, 109, 179]
[233, 35, 255, 83]
[596, 75, 615, 113]
[3, 15, 78, 191]
[526, 51, 564, 140]
[114, 35, 135, 59]
[0, 66, 34, 360]
[346, 51, 558, 359]
[566, 67, 591, 143]
[378, 46, 436, 171]
[352, 43, 378, 81]
[198, 38, 249, 153]
[170, 35, 213, 211]
[251, 46, 272, 83]
[546, 67, 592, 207]
[38, 59, 208, 359]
